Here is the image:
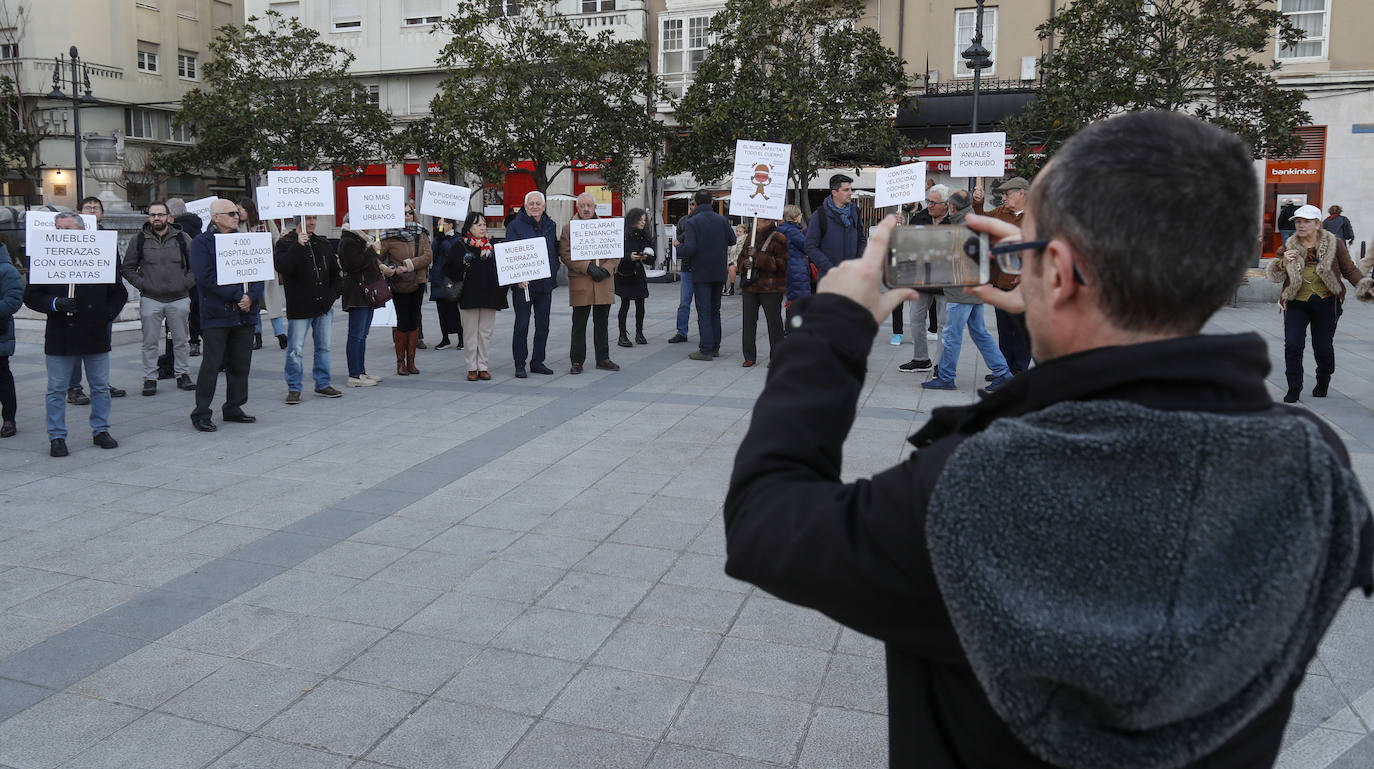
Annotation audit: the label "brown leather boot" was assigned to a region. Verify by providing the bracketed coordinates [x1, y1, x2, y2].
[393, 329, 409, 375]
[405, 330, 421, 375]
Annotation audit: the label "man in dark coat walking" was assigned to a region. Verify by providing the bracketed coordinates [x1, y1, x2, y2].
[23, 213, 128, 457]
[676, 189, 735, 361]
[724, 111, 1373, 769]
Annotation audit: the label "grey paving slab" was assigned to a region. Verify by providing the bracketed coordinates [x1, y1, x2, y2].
[159, 659, 324, 731]
[702, 637, 831, 701]
[398, 592, 525, 645]
[240, 615, 388, 675]
[315, 580, 442, 629]
[257, 678, 422, 759]
[729, 595, 843, 651]
[0, 677, 51, 722]
[366, 699, 533, 769]
[498, 720, 656, 769]
[337, 632, 481, 695]
[59, 711, 244, 769]
[0, 627, 145, 690]
[206, 737, 353, 769]
[69, 643, 226, 709]
[0, 692, 143, 769]
[631, 582, 748, 634]
[434, 647, 581, 716]
[644, 744, 779, 769]
[489, 607, 620, 662]
[575, 541, 680, 582]
[546, 665, 693, 740]
[536, 571, 655, 618]
[797, 706, 888, 769]
[666, 684, 812, 763]
[818, 653, 888, 715]
[156, 602, 299, 657]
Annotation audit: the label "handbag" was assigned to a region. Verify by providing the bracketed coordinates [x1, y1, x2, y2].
[362, 274, 392, 309]
[586, 263, 611, 282]
[440, 276, 463, 302]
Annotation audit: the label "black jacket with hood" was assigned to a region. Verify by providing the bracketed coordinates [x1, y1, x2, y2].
[724, 293, 1374, 769]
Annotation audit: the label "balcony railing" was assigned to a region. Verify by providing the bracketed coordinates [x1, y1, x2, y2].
[924, 77, 1039, 96]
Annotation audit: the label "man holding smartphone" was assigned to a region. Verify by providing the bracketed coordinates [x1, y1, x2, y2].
[723, 111, 1372, 769]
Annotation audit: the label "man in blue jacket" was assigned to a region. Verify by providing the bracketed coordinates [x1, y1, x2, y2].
[676, 190, 735, 361]
[804, 173, 868, 277]
[504, 191, 559, 378]
[188, 199, 265, 432]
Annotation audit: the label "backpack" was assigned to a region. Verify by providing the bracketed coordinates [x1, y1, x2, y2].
[133, 229, 190, 272]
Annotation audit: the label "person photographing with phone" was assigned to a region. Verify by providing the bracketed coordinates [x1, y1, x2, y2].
[724, 111, 1373, 769]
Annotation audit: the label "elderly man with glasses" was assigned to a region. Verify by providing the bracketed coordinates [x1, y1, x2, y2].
[121, 201, 198, 396]
[896, 184, 954, 374]
[187, 199, 265, 432]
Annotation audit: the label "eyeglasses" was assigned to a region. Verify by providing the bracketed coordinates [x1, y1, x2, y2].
[991, 239, 1087, 285]
[405, 210, 416, 215]
[927, 199, 946, 206]
[214, 211, 241, 218]
[148, 212, 169, 217]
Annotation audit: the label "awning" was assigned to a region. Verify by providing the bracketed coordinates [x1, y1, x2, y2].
[897, 90, 1038, 146]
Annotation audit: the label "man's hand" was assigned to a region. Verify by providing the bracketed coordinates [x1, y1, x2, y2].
[237, 295, 252, 312]
[518, 281, 529, 290]
[963, 213, 1030, 313]
[53, 297, 78, 313]
[817, 215, 916, 323]
[297, 231, 309, 246]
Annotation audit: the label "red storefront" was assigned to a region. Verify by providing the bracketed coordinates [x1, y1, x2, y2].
[1262, 127, 1327, 259]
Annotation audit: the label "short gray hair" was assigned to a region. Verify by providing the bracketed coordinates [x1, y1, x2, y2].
[927, 184, 951, 203]
[524, 191, 545, 206]
[54, 212, 85, 229]
[166, 198, 187, 216]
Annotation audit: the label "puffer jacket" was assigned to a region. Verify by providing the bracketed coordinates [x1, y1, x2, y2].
[0, 244, 23, 357]
[779, 220, 811, 302]
[337, 229, 384, 311]
[119, 223, 196, 302]
[737, 221, 789, 294]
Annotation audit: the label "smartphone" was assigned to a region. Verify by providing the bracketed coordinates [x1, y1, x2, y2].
[883, 225, 989, 289]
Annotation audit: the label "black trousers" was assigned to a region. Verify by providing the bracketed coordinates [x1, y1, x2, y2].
[436, 299, 463, 343]
[1284, 294, 1339, 390]
[618, 297, 645, 333]
[994, 307, 1033, 373]
[571, 304, 610, 364]
[393, 291, 423, 333]
[192, 323, 253, 420]
[0, 356, 15, 422]
[742, 291, 784, 362]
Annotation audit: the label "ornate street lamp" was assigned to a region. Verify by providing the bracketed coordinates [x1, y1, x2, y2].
[960, 0, 993, 192]
[48, 46, 97, 202]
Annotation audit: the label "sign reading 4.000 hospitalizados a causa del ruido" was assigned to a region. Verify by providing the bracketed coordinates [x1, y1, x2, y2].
[569, 218, 623, 261]
[347, 186, 406, 231]
[729, 140, 792, 220]
[267, 170, 335, 216]
[214, 233, 275, 284]
[495, 238, 552, 287]
[27, 229, 118, 285]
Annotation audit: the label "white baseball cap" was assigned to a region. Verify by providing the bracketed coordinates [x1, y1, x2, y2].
[1293, 204, 1322, 221]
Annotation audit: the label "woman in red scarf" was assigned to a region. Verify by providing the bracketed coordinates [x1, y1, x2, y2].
[453, 211, 508, 380]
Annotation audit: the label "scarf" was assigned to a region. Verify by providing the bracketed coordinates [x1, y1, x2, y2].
[381, 222, 425, 241]
[464, 234, 493, 260]
[823, 196, 855, 229]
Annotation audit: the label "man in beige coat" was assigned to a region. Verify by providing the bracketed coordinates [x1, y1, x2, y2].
[559, 192, 621, 373]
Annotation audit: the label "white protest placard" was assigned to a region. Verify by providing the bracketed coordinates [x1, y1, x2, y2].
[27, 228, 118, 285]
[595, 203, 613, 217]
[729, 140, 791, 220]
[214, 232, 275, 285]
[347, 186, 405, 230]
[370, 301, 397, 328]
[419, 181, 473, 221]
[569, 218, 623, 262]
[875, 162, 927, 209]
[267, 170, 335, 216]
[950, 132, 1006, 178]
[495, 237, 552, 286]
[186, 195, 218, 231]
[256, 186, 284, 220]
[25, 211, 97, 235]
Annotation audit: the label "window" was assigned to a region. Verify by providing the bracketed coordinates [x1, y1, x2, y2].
[332, 0, 361, 30]
[954, 6, 997, 78]
[0, 42, 16, 60]
[402, 0, 441, 25]
[177, 53, 198, 79]
[125, 108, 159, 139]
[660, 14, 711, 98]
[581, 0, 614, 12]
[488, 0, 520, 17]
[137, 49, 159, 72]
[1278, 0, 1328, 60]
[366, 84, 380, 105]
[268, 0, 300, 19]
[166, 115, 193, 143]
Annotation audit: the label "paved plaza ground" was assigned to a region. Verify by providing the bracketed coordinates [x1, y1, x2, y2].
[0, 282, 1371, 769]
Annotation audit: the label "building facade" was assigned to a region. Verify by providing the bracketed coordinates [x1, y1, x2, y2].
[14, 0, 245, 209]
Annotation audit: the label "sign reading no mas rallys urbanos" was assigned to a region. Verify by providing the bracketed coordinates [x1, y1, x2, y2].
[347, 186, 406, 231]
[27, 228, 118, 285]
[419, 181, 473, 222]
[494, 237, 552, 286]
[950, 132, 1007, 178]
[267, 171, 335, 216]
[875, 162, 928, 209]
[730, 140, 792, 220]
[214, 232, 275, 285]
[569, 218, 624, 261]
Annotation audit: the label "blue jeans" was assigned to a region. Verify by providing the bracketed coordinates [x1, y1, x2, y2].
[676, 270, 694, 337]
[47, 353, 110, 440]
[511, 289, 552, 368]
[285, 311, 333, 392]
[934, 303, 1009, 384]
[254, 314, 286, 336]
[346, 307, 374, 378]
[693, 280, 723, 354]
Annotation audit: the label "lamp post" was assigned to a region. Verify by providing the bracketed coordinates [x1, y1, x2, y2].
[48, 46, 96, 202]
[960, 0, 993, 192]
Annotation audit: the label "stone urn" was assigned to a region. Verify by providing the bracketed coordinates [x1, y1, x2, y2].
[84, 133, 131, 211]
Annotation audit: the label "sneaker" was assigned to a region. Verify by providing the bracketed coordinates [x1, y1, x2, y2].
[92, 432, 118, 449]
[176, 374, 196, 391]
[142, 379, 157, 396]
[189, 342, 201, 357]
[667, 333, 688, 344]
[688, 351, 713, 361]
[889, 334, 903, 346]
[67, 386, 90, 405]
[347, 376, 377, 387]
[435, 339, 451, 350]
[49, 438, 68, 457]
[360, 372, 383, 382]
[514, 367, 528, 379]
[926, 331, 938, 341]
[285, 391, 301, 405]
[530, 363, 554, 375]
[921, 378, 958, 391]
[985, 374, 1013, 392]
[109, 385, 126, 398]
[416, 339, 428, 350]
[314, 386, 343, 398]
[898, 359, 933, 373]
